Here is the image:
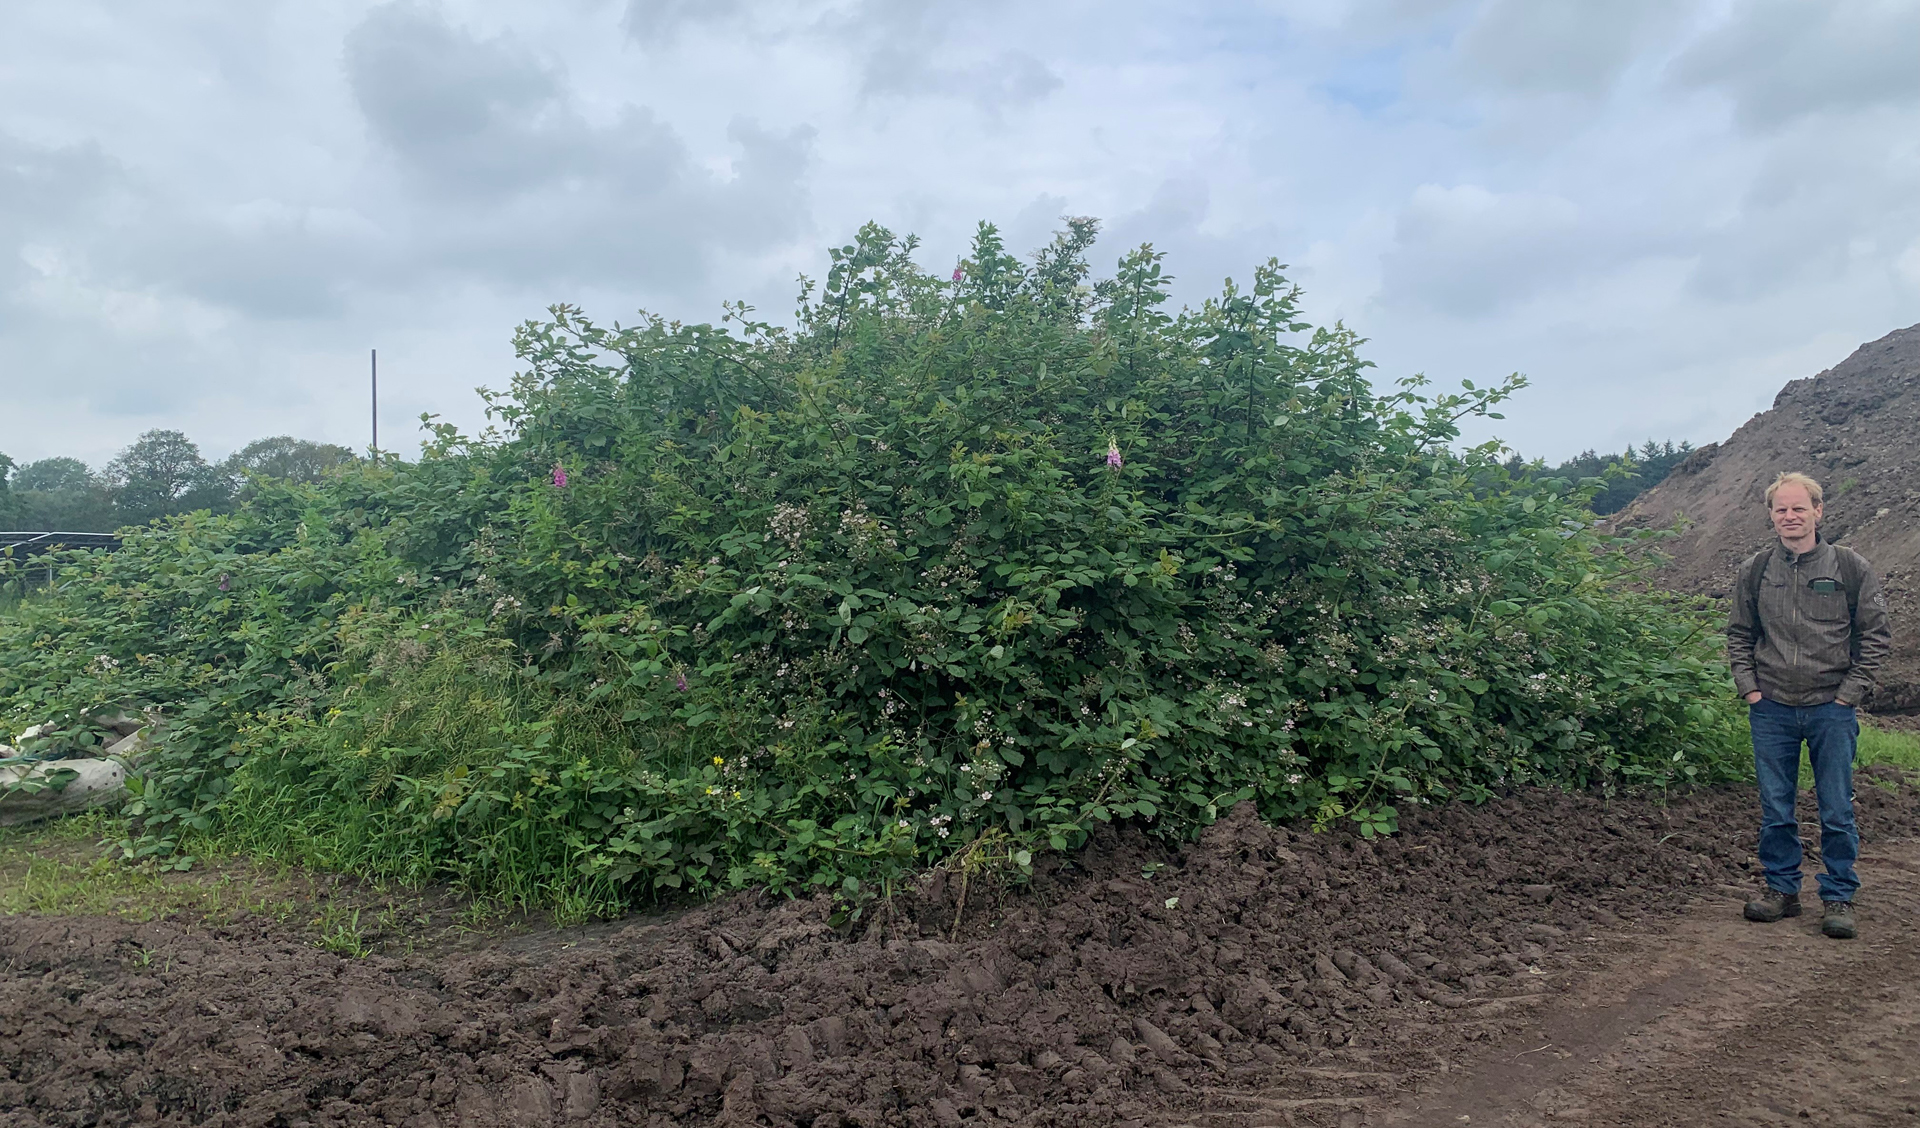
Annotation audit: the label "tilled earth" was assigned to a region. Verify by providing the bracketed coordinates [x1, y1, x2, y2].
[5, 774, 1920, 1128]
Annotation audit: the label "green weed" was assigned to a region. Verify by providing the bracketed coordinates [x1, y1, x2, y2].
[457, 897, 505, 931]
[312, 904, 369, 957]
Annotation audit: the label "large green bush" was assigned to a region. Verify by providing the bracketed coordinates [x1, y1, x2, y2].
[0, 221, 1746, 915]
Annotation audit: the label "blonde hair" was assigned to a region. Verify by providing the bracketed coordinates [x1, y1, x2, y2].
[1765, 471, 1823, 507]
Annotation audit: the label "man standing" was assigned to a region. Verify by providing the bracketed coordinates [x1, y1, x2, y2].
[1729, 472, 1892, 939]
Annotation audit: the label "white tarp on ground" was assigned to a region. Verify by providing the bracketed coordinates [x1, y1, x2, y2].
[0, 757, 129, 827]
[1, 711, 156, 827]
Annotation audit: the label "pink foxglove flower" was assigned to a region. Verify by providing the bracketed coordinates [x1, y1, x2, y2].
[552, 464, 568, 488]
[952, 265, 964, 282]
[1106, 439, 1123, 470]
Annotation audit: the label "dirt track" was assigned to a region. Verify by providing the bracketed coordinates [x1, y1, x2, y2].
[1367, 836, 1920, 1127]
[5, 778, 1920, 1128]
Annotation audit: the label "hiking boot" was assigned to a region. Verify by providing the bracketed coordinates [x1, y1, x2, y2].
[1743, 889, 1801, 922]
[1821, 900, 1857, 940]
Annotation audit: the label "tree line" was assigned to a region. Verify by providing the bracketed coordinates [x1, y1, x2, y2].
[0, 431, 357, 532]
[1, 428, 1695, 535]
[1511, 439, 1695, 516]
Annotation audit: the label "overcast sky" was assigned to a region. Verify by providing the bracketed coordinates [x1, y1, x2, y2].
[4, 0, 1918, 470]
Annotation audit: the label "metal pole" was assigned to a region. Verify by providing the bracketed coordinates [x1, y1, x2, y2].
[371, 348, 379, 460]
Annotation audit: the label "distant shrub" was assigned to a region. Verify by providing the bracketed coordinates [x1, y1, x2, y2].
[0, 221, 1747, 913]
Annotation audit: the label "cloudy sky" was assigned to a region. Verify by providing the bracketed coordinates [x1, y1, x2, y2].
[4, 0, 1918, 471]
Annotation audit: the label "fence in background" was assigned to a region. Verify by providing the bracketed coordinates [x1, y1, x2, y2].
[1, 531, 124, 588]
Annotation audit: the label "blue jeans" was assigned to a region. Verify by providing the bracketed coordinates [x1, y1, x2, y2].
[1750, 698, 1859, 903]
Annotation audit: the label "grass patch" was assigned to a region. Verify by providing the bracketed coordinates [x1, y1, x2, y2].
[1, 811, 302, 921]
[1860, 722, 1920, 774]
[0, 811, 498, 955]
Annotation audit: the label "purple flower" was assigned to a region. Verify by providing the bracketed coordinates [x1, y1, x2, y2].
[674, 671, 689, 692]
[1106, 440, 1123, 470]
[952, 265, 964, 282]
[218, 574, 230, 592]
[552, 464, 568, 488]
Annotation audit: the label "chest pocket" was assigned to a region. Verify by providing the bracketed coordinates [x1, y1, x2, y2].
[1804, 578, 1850, 622]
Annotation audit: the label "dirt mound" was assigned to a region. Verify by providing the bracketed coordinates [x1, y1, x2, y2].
[7, 777, 1920, 1128]
[1613, 322, 1920, 713]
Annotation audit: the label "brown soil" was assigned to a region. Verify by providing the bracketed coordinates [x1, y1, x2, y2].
[1375, 834, 1920, 1127]
[6, 773, 1920, 1128]
[1612, 321, 1920, 713]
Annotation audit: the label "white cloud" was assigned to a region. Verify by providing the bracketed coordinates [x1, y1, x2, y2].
[1380, 185, 1588, 316]
[0, 0, 1917, 475]
[1673, 0, 1920, 129]
[846, 1, 1062, 114]
[620, 0, 751, 45]
[341, 2, 816, 291]
[1898, 239, 1920, 290]
[1454, 0, 1690, 96]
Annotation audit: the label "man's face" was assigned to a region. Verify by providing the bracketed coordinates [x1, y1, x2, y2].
[1770, 482, 1820, 544]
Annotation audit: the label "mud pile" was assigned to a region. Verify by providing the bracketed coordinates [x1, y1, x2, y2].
[1612, 321, 1920, 713]
[7, 777, 1920, 1128]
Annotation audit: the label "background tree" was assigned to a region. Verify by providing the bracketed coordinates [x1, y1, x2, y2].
[104, 430, 231, 524]
[221, 436, 358, 487]
[12, 457, 96, 495]
[0, 452, 18, 526]
[1538, 439, 1694, 515]
[2, 435, 359, 531]
[6, 456, 115, 531]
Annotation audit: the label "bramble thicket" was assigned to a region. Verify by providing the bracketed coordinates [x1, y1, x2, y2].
[0, 222, 1747, 918]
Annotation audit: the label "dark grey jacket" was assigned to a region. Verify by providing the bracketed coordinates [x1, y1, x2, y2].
[1727, 539, 1892, 707]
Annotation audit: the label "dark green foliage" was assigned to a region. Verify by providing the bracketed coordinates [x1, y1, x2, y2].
[0, 435, 358, 533]
[1522, 440, 1695, 515]
[0, 222, 1747, 914]
[104, 430, 231, 524]
[5, 456, 117, 532]
[224, 436, 359, 486]
[10, 456, 96, 495]
[0, 452, 17, 527]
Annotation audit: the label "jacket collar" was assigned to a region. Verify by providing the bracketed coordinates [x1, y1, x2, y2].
[1773, 534, 1831, 567]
